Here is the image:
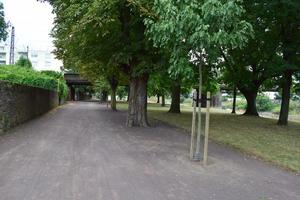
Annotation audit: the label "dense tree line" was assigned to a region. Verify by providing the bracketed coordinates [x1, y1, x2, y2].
[39, 0, 299, 126]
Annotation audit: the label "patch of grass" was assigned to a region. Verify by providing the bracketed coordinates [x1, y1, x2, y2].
[117, 102, 300, 173]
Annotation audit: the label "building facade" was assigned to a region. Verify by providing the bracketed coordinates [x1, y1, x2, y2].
[0, 43, 60, 71]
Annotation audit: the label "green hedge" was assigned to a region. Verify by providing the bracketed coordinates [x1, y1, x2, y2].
[0, 65, 68, 100]
[41, 70, 69, 100]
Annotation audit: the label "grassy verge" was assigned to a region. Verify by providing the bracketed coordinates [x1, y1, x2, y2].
[117, 102, 300, 173]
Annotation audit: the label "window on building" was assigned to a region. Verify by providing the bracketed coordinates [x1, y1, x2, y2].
[0, 53, 6, 60]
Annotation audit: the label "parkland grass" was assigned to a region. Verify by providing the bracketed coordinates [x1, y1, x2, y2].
[118, 102, 300, 173]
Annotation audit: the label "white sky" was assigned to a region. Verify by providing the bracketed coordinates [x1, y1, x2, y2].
[2, 0, 62, 70]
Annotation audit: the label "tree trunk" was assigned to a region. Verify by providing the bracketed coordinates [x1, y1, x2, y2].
[126, 74, 149, 127]
[100, 91, 108, 102]
[232, 86, 237, 114]
[110, 87, 117, 111]
[126, 86, 130, 102]
[278, 70, 293, 125]
[169, 82, 181, 113]
[212, 91, 222, 107]
[201, 93, 207, 108]
[157, 95, 160, 104]
[108, 76, 118, 111]
[240, 88, 259, 116]
[161, 94, 166, 107]
[195, 89, 207, 108]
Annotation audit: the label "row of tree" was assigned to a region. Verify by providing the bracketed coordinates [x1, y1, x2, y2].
[38, 0, 299, 127]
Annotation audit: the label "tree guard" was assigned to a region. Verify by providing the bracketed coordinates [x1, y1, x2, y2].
[190, 64, 211, 164]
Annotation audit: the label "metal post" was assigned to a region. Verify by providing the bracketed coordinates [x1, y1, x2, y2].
[190, 90, 197, 160]
[9, 26, 15, 65]
[203, 92, 211, 165]
[27, 46, 29, 59]
[193, 63, 202, 161]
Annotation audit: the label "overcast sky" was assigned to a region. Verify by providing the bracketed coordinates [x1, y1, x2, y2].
[2, 0, 62, 70]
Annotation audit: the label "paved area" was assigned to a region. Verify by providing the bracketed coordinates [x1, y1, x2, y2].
[0, 102, 299, 200]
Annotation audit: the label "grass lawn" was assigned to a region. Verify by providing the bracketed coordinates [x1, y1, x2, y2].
[117, 102, 300, 173]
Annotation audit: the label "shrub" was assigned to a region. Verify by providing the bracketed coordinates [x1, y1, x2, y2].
[15, 57, 32, 69]
[41, 70, 69, 100]
[236, 99, 247, 110]
[289, 101, 300, 114]
[0, 66, 68, 100]
[0, 65, 57, 90]
[256, 94, 275, 112]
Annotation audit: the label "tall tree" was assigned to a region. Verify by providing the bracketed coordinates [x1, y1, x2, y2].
[0, 2, 7, 41]
[144, 0, 252, 101]
[221, 0, 300, 120]
[42, 0, 159, 126]
[266, 0, 300, 125]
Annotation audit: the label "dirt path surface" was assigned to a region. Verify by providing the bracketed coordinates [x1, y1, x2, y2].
[0, 102, 299, 200]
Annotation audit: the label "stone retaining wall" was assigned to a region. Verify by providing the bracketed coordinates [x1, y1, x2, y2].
[0, 81, 59, 133]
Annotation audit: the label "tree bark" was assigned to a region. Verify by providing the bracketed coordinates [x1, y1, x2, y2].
[169, 82, 181, 113]
[232, 86, 237, 114]
[195, 89, 207, 108]
[110, 87, 117, 111]
[240, 88, 259, 116]
[126, 86, 130, 102]
[212, 92, 222, 107]
[161, 94, 166, 107]
[126, 74, 149, 127]
[108, 76, 118, 111]
[157, 95, 160, 104]
[100, 91, 108, 102]
[278, 70, 293, 125]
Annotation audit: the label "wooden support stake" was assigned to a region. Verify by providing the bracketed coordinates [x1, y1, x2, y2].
[190, 90, 197, 160]
[194, 63, 202, 161]
[203, 92, 211, 165]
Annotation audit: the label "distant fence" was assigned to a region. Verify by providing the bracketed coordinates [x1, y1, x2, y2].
[0, 81, 59, 133]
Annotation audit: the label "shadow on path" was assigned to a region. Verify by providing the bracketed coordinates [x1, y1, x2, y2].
[0, 102, 299, 200]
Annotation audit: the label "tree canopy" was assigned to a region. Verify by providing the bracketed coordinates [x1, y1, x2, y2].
[0, 2, 7, 41]
[41, 0, 300, 126]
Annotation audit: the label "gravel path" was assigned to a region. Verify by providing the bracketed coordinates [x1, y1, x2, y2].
[0, 102, 299, 200]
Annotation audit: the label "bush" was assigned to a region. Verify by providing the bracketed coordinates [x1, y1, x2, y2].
[41, 70, 69, 100]
[256, 94, 275, 112]
[15, 57, 32, 69]
[289, 101, 300, 114]
[0, 66, 68, 100]
[0, 65, 57, 90]
[236, 99, 247, 110]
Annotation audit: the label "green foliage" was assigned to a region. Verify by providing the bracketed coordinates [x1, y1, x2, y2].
[0, 66, 68, 100]
[16, 57, 32, 69]
[236, 99, 247, 110]
[116, 86, 128, 100]
[147, 70, 170, 97]
[41, 70, 63, 79]
[145, 0, 253, 70]
[222, 94, 276, 112]
[256, 94, 275, 112]
[221, 0, 300, 117]
[48, 0, 159, 79]
[41, 70, 69, 100]
[93, 77, 110, 94]
[288, 101, 300, 114]
[0, 66, 57, 90]
[0, 2, 7, 41]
